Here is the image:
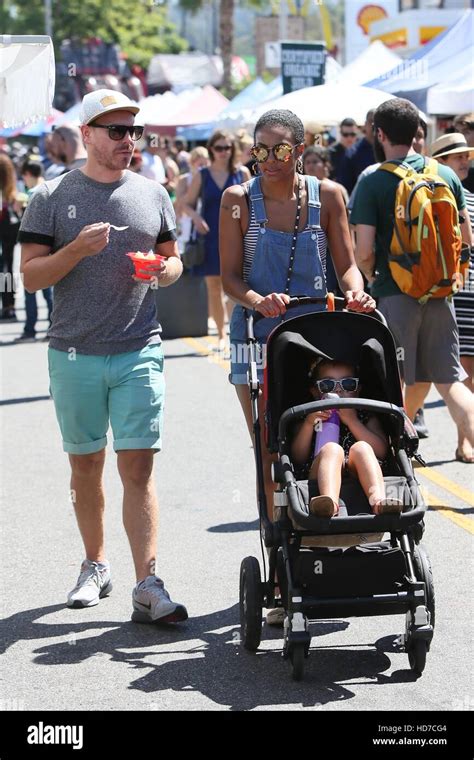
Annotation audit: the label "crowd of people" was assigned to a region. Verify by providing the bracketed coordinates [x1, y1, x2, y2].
[1, 86, 473, 624]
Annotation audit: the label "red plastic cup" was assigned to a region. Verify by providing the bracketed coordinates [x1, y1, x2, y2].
[126, 251, 166, 281]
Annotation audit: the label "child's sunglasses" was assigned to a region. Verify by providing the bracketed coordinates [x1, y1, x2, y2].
[313, 377, 359, 393]
[89, 124, 144, 141]
[250, 142, 300, 163]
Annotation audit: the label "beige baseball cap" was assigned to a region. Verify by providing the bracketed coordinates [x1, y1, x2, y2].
[79, 89, 140, 125]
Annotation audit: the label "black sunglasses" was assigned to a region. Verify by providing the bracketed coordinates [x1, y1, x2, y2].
[313, 377, 359, 393]
[212, 144, 232, 152]
[89, 124, 144, 141]
[341, 131, 357, 137]
[250, 142, 301, 163]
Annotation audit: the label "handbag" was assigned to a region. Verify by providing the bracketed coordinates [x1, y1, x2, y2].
[182, 226, 206, 269]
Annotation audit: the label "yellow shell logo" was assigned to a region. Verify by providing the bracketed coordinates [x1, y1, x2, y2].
[357, 5, 388, 35]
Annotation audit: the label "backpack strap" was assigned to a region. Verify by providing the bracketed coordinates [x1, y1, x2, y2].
[377, 160, 414, 181]
[306, 175, 322, 245]
[248, 176, 268, 235]
[423, 157, 439, 175]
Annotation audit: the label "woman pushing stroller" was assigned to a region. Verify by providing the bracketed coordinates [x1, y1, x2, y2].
[292, 357, 404, 518]
[219, 108, 375, 519]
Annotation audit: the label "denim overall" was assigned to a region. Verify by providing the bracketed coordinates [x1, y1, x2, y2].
[229, 174, 328, 384]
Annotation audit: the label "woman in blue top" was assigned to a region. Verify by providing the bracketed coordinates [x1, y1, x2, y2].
[184, 130, 251, 348]
[220, 109, 375, 522]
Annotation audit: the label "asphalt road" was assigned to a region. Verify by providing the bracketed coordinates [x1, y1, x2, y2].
[1, 294, 473, 713]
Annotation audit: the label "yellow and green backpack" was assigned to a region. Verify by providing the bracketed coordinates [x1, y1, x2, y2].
[378, 157, 467, 303]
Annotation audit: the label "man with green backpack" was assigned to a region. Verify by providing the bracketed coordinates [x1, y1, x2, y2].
[351, 98, 473, 462]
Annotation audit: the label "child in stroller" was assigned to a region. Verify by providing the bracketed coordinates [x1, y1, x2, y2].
[291, 357, 404, 518]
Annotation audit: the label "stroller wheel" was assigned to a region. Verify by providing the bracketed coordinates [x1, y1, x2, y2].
[289, 643, 305, 682]
[413, 544, 435, 634]
[407, 639, 427, 677]
[239, 556, 263, 652]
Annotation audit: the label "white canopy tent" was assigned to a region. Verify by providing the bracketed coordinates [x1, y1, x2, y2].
[137, 88, 201, 126]
[0, 35, 55, 128]
[334, 41, 402, 86]
[216, 57, 343, 132]
[426, 63, 474, 115]
[246, 83, 395, 129]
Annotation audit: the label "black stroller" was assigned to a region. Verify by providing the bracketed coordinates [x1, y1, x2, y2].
[239, 296, 434, 681]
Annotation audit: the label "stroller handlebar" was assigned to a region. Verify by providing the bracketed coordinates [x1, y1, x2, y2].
[247, 295, 386, 338]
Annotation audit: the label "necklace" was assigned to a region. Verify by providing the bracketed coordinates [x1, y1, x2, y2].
[284, 178, 302, 295]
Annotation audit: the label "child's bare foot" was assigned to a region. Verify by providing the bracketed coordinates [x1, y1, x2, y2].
[373, 498, 403, 515]
[309, 495, 339, 517]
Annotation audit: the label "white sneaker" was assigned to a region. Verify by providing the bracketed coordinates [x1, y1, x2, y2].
[132, 576, 188, 624]
[67, 560, 112, 608]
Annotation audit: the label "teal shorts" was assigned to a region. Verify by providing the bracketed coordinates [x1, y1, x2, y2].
[48, 344, 165, 455]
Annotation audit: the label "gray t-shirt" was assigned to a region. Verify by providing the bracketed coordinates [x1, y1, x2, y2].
[19, 169, 177, 355]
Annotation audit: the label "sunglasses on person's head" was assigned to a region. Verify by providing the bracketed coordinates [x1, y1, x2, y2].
[250, 142, 301, 163]
[212, 144, 232, 152]
[313, 377, 359, 393]
[89, 124, 144, 141]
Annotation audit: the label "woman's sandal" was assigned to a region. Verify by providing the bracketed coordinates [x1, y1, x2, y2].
[373, 498, 403, 515]
[455, 449, 474, 464]
[309, 495, 339, 517]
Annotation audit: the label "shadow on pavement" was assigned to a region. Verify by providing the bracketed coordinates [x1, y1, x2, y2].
[163, 352, 209, 360]
[2, 603, 402, 709]
[424, 399, 446, 409]
[0, 395, 51, 406]
[428, 504, 474, 515]
[424, 457, 472, 468]
[208, 520, 259, 533]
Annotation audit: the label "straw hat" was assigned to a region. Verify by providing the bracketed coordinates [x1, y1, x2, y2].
[429, 132, 474, 159]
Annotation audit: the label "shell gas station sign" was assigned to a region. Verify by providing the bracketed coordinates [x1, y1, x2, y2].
[345, 0, 398, 63]
[369, 8, 463, 52]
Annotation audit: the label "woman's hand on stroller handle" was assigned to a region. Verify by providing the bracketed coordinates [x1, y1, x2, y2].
[249, 293, 383, 328]
[253, 292, 290, 318]
[344, 289, 376, 313]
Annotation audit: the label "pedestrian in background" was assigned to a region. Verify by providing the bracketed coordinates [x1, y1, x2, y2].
[49, 124, 87, 172]
[431, 132, 474, 462]
[184, 129, 251, 350]
[174, 146, 210, 255]
[0, 153, 23, 321]
[302, 145, 349, 206]
[352, 98, 473, 463]
[14, 158, 53, 342]
[328, 117, 359, 184]
[339, 109, 375, 195]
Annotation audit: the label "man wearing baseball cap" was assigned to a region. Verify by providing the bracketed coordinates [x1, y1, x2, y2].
[18, 89, 188, 624]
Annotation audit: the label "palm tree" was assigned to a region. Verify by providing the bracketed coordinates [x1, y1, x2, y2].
[177, 0, 237, 93]
[219, 0, 234, 93]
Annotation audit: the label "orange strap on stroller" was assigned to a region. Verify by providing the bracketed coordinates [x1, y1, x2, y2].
[326, 293, 335, 312]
